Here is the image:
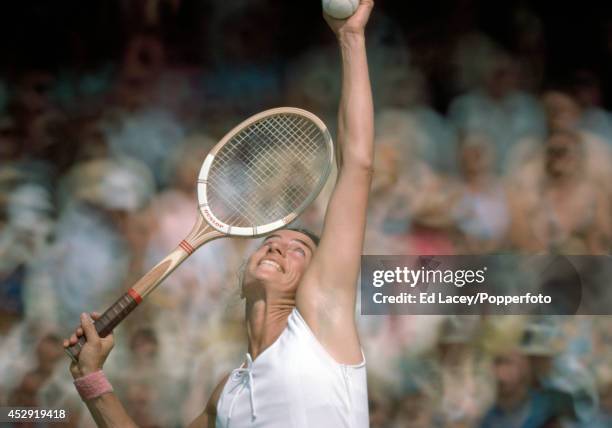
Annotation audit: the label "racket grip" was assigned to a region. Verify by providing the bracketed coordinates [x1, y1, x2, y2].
[65, 291, 140, 362]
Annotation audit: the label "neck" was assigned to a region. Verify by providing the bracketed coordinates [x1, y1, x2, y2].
[497, 384, 530, 412]
[547, 172, 581, 193]
[245, 291, 295, 360]
[464, 171, 491, 190]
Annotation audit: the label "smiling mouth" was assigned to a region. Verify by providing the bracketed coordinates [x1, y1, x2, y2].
[258, 259, 283, 273]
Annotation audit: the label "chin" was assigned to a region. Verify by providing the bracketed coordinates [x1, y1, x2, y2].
[245, 267, 278, 284]
[254, 272, 278, 283]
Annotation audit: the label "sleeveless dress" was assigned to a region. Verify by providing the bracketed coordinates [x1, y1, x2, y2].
[215, 308, 369, 427]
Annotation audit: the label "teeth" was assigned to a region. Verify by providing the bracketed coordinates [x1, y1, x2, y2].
[260, 260, 282, 272]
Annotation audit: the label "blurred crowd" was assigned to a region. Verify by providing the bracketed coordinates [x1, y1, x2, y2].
[0, 1, 611, 427]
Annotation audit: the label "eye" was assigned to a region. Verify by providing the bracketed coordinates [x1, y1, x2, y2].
[293, 247, 306, 256]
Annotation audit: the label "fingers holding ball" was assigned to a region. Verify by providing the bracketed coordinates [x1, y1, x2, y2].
[322, 0, 359, 19]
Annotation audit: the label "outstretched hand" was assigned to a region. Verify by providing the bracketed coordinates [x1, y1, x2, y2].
[324, 0, 374, 39]
[63, 312, 114, 379]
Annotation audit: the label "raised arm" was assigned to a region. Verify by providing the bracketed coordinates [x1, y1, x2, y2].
[296, 1, 374, 363]
[63, 313, 138, 428]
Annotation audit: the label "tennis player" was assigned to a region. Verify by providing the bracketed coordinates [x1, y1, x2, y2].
[64, 2, 374, 426]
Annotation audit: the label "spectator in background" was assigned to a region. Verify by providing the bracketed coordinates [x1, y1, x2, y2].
[479, 317, 597, 428]
[107, 327, 185, 427]
[480, 346, 569, 427]
[389, 362, 442, 428]
[104, 105, 185, 188]
[449, 47, 545, 171]
[6, 334, 63, 406]
[0, 170, 55, 407]
[116, 376, 162, 428]
[103, 31, 187, 187]
[370, 109, 457, 255]
[508, 87, 612, 192]
[365, 142, 411, 254]
[542, 87, 612, 187]
[0, 180, 54, 337]
[436, 316, 494, 427]
[571, 70, 612, 146]
[522, 318, 599, 427]
[24, 157, 154, 332]
[509, 129, 610, 253]
[2, 331, 83, 427]
[375, 64, 458, 175]
[452, 132, 511, 253]
[361, 310, 444, 395]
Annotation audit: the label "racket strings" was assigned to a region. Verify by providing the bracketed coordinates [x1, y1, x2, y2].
[210, 122, 319, 224]
[207, 114, 328, 228]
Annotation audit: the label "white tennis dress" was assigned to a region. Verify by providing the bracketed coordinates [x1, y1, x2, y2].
[215, 308, 369, 427]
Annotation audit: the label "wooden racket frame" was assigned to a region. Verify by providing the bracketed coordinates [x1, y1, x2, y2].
[65, 107, 333, 362]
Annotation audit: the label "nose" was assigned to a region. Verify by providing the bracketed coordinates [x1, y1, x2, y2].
[267, 241, 284, 256]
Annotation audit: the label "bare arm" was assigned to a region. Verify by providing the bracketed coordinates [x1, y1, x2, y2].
[188, 374, 228, 428]
[63, 313, 138, 428]
[83, 394, 139, 428]
[297, 1, 374, 364]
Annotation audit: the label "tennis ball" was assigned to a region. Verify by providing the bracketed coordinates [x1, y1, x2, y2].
[322, 0, 359, 20]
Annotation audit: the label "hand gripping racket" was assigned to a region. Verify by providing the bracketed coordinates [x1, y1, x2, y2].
[66, 107, 334, 361]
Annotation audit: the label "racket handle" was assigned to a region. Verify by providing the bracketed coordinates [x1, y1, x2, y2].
[65, 290, 140, 362]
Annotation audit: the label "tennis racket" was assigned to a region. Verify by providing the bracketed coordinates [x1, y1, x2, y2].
[66, 107, 334, 361]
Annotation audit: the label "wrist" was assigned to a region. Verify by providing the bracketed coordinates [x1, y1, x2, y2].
[74, 370, 114, 401]
[71, 365, 101, 380]
[337, 31, 365, 45]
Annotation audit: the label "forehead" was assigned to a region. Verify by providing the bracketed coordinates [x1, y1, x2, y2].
[543, 91, 576, 107]
[264, 229, 316, 246]
[495, 351, 527, 364]
[548, 133, 579, 147]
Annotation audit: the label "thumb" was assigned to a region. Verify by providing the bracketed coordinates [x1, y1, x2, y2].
[80, 312, 100, 343]
[100, 332, 115, 353]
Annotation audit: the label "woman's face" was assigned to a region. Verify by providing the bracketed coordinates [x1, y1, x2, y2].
[545, 132, 583, 178]
[242, 229, 316, 298]
[493, 351, 533, 395]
